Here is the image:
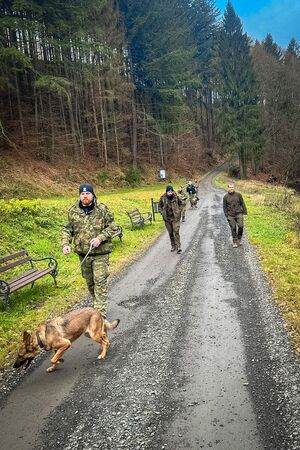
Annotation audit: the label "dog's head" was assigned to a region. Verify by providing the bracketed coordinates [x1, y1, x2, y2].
[14, 331, 41, 370]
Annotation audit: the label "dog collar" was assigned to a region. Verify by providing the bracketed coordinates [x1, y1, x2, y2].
[36, 331, 45, 349]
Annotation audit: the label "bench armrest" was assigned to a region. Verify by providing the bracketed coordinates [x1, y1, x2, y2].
[141, 212, 152, 219]
[31, 256, 58, 275]
[111, 226, 123, 239]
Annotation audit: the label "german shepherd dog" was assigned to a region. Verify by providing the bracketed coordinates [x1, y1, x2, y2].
[14, 308, 120, 373]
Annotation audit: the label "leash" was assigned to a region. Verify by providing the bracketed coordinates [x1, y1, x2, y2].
[46, 242, 95, 321]
[80, 242, 95, 267]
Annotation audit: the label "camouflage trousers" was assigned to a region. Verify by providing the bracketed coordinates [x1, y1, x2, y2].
[164, 220, 181, 249]
[189, 193, 198, 208]
[180, 204, 186, 220]
[79, 253, 109, 315]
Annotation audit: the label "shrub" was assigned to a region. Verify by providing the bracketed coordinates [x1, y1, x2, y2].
[125, 166, 142, 186]
[97, 170, 109, 183]
[228, 165, 240, 178]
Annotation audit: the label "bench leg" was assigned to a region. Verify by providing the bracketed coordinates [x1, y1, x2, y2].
[1, 294, 9, 308]
[51, 272, 58, 288]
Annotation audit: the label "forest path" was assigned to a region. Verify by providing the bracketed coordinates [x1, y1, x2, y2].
[0, 170, 299, 450]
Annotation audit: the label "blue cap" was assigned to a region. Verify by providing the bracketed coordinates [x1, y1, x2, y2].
[79, 182, 94, 195]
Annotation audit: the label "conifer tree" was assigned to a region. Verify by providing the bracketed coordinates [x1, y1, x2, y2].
[216, 1, 263, 178]
[262, 33, 282, 60]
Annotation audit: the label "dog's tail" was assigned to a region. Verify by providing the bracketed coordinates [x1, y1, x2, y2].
[104, 318, 120, 331]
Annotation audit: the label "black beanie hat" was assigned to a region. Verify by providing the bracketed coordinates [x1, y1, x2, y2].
[166, 185, 174, 193]
[79, 182, 94, 195]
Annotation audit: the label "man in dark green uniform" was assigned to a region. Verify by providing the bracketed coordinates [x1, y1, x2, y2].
[223, 183, 247, 248]
[159, 185, 183, 253]
[61, 182, 118, 315]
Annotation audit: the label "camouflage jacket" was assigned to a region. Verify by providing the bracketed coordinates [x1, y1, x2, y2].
[158, 193, 182, 222]
[61, 200, 118, 255]
[177, 190, 188, 205]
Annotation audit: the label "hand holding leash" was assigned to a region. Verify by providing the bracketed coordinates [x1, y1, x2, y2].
[80, 242, 95, 267]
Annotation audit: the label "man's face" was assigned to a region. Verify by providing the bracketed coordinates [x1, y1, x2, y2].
[80, 191, 94, 205]
[167, 190, 174, 198]
[228, 184, 235, 194]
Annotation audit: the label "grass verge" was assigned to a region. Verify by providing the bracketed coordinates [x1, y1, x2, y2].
[215, 174, 300, 353]
[0, 183, 173, 369]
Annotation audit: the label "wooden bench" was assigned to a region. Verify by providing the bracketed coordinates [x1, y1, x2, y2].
[0, 249, 58, 307]
[126, 208, 152, 230]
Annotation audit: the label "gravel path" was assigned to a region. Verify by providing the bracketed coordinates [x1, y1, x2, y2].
[0, 171, 299, 450]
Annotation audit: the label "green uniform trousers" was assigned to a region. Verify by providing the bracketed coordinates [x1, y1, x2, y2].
[79, 253, 109, 314]
[227, 214, 244, 242]
[164, 220, 181, 249]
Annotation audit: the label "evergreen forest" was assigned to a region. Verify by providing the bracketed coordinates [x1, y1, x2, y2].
[0, 0, 299, 181]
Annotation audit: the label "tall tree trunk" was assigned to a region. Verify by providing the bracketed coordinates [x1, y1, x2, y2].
[159, 134, 164, 167]
[15, 74, 25, 142]
[113, 110, 120, 166]
[90, 82, 102, 159]
[97, 73, 108, 165]
[48, 94, 55, 159]
[131, 89, 138, 168]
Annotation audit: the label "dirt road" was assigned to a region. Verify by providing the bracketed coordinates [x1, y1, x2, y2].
[0, 171, 299, 450]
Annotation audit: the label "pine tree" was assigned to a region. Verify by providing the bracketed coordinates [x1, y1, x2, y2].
[216, 1, 263, 178]
[185, 0, 219, 152]
[262, 33, 282, 60]
[286, 38, 300, 58]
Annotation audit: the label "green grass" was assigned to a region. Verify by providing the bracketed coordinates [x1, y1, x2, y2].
[215, 174, 300, 353]
[0, 182, 172, 368]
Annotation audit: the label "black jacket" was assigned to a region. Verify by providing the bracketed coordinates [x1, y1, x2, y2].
[223, 192, 247, 217]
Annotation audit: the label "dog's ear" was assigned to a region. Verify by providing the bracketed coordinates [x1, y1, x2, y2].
[23, 331, 32, 345]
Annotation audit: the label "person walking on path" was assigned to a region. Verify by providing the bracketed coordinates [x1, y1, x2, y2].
[159, 185, 183, 253]
[61, 182, 119, 315]
[223, 183, 247, 248]
[177, 186, 188, 222]
[186, 181, 198, 208]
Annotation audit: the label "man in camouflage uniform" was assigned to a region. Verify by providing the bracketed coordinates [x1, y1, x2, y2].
[223, 183, 247, 248]
[61, 182, 118, 315]
[186, 181, 198, 208]
[159, 185, 183, 254]
[177, 186, 188, 222]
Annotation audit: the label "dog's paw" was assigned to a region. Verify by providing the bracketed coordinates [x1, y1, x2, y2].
[46, 366, 57, 373]
[97, 354, 105, 360]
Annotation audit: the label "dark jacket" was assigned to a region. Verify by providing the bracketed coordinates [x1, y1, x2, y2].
[186, 185, 197, 195]
[158, 193, 182, 222]
[223, 192, 247, 217]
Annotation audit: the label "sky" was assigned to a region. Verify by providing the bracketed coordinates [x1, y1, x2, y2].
[215, 0, 300, 48]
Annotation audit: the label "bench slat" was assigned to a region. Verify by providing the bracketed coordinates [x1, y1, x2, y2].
[0, 256, 32, 274]
[8, 269, 36, 285]
[0, 250, 27, 265]
[9, 267, 54, 292]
